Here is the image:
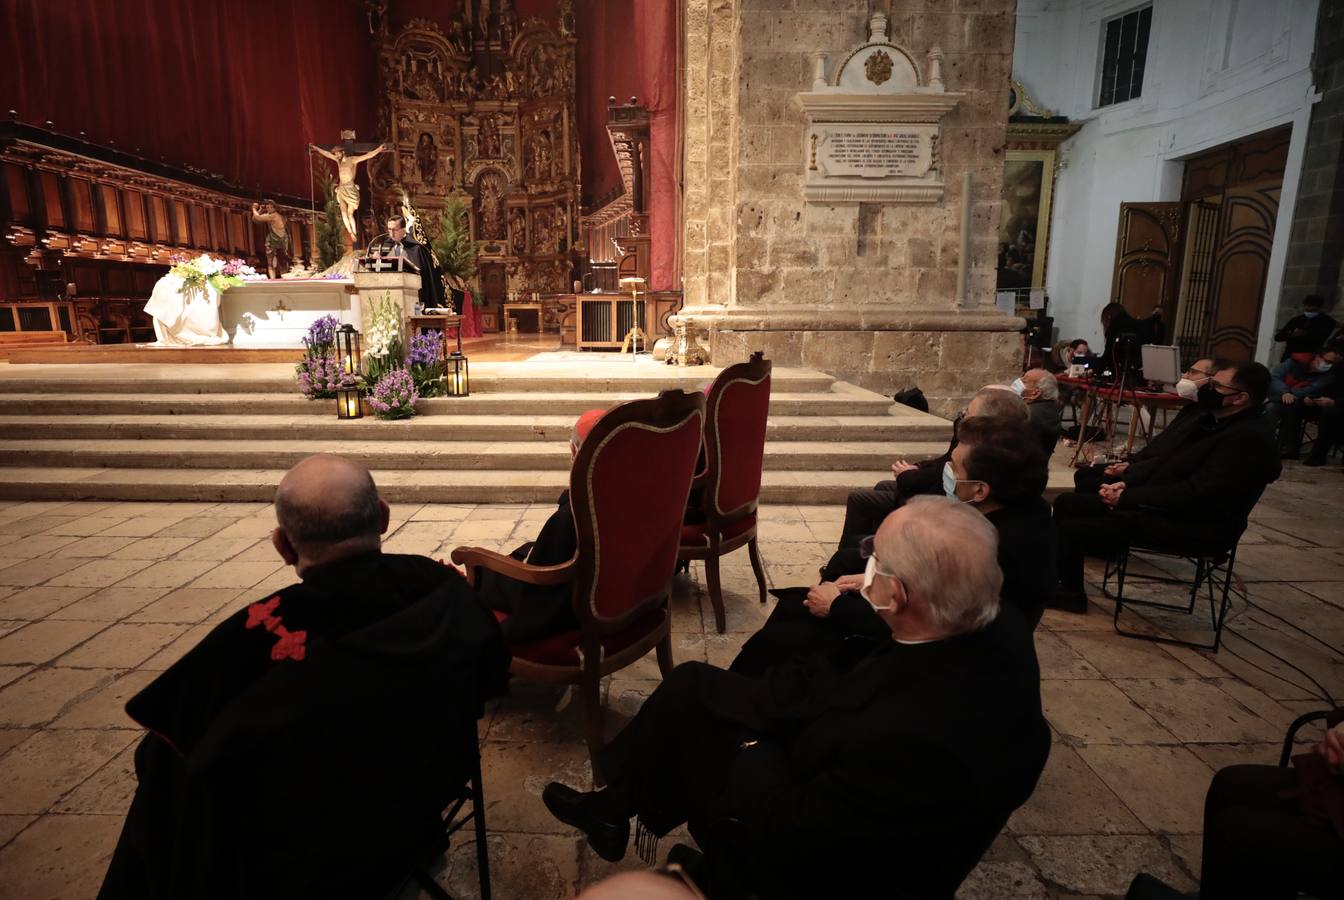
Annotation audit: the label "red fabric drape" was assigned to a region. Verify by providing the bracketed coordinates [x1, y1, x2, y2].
[576, 0, 678, 291]
[2, 0, 377, 199]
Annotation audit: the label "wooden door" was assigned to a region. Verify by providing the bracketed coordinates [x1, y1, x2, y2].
[1206, 183, 1279, 361]
[479, 262, 506, 332]
[1111, 202, 1182, 320]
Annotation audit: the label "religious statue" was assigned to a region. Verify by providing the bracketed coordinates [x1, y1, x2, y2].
[447, 19, 468, 53]
[477, 172, 506, 239]
[250, 200, 290, 279]
[309, 140, 391, 238]
[415, 132, 438, 184]
[443, 151, 457, 186]
[477, 114, 500, 158]
[509, 208, 526, 254]
[529, 130, 553, 181]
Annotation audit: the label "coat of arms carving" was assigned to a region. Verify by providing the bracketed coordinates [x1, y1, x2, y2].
[865, 50, 893, 85]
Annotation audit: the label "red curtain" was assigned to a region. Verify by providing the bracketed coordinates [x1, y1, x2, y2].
[2, 0, 377, 199]
[576, 0, 679, 291]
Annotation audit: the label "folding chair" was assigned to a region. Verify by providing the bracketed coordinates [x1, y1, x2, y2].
[1104, 539, 1243, 652]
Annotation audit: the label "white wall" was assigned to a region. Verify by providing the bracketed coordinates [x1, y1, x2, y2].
[1013, 0, 1320, 359]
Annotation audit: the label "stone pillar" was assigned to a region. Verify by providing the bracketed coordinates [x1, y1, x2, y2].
[1280, 0, 1344, 317]
[677, 0, 1023, 415]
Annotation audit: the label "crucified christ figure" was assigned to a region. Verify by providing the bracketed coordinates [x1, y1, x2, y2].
[309, 142, 390, 238]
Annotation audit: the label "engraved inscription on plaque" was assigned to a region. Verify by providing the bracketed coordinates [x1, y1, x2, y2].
[814, 125, 934, 179]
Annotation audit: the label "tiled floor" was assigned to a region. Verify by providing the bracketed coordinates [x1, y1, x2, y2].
[0, 465, 1341, 899]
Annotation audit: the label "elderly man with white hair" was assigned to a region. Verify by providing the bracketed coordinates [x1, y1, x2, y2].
[542, 496, 1051, 900]
[1013, 367, 1062, 454]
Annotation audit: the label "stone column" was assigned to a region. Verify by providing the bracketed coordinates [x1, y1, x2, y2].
[1280, 0, 1344, 316]
[677, 0, 1023, 415]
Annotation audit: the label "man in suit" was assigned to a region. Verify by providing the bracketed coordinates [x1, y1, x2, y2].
[1274, 294, 1337, 359]
[1051, 361, 1281, 613]
[837, 385, 1029, 548]
[100, 455, 509, 900]
[542, 497, 1051, 900]
[474, 409, 604, 644]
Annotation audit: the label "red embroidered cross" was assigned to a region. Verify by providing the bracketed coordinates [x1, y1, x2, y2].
[244, 595, 308, 662]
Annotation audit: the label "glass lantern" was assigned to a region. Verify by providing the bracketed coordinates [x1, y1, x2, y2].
[336, 386, 363, 419]
[335, 323, 362, 375]
[446, 351, 470, 397]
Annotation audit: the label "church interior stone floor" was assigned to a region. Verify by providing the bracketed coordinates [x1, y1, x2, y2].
[0, 461, 1340, 899]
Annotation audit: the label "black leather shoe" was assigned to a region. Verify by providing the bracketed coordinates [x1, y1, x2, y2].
[542, 782, 629, 862]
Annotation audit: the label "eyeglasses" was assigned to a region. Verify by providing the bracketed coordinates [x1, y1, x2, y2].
[857, 536, 900, 578]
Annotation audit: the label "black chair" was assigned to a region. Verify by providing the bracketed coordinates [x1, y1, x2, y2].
[1104, 538, 1243, 652]
[397, 731, 492, 900]
[1278, 706, 1342, 768]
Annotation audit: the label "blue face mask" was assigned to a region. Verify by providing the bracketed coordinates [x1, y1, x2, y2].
[942, 462, 959, 499]
[1304, 311, 1321, 319]
[1011, 377, 1026, 396]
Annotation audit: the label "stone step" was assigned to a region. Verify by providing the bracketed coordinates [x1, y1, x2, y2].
[0, 390, 897, 418]
[0, 363, 839, 396]
[0, 439, 947, 471]
[0, 465, 1076, 505]
[0, 414, 951, 443]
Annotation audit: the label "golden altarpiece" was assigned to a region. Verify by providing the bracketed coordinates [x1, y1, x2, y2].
[367, 1, 579, 333]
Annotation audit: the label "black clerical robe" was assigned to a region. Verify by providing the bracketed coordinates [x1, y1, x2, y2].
[392, 237, 446, 311]
[98, 553, 508, 900]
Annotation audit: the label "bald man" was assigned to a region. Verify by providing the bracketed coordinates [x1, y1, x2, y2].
[100, 455, 508, 900]
[543, 497, 1050, 899]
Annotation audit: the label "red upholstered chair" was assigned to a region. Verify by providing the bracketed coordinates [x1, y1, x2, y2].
[679, 351, 771, 633]
[452, 390, 706, 781]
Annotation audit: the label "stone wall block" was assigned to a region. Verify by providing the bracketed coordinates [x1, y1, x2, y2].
[781, 267, 835, 303]
[801, 330, 876, 372]
[734, 266, 784, 304]
[768, 238, 820, 268]
[940, 332, 995, 372]
[872, 331, 941, 373]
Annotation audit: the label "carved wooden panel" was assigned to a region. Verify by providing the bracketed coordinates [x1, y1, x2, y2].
[100, 185, 122, 237]
[1207, 185, 1279, 361]
[4, 164, 30, 223]
[39, 172, 65, 228]
[70, 178, 95, 232]
[1111, 202, 1182, 320]
[124, 190, 147, 240]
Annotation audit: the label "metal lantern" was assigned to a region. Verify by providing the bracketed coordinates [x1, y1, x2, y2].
[446, 351, 470, 397]
[335, 323, 362, 375]
[336, 386, 364, 419]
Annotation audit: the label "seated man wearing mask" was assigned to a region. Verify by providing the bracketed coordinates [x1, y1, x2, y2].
[1267, 341, 1342, 459]
[473, 409, 603, 644]
[1072, 357, 1219, 495]
[1013, 368, 1062, 455]
[542, 497, 1051, 900]
[100, 455, 509, 899]
[1051, 362, 1281, 614]
[836, 386, 1028, 548]
[732, 415, 1053, 676]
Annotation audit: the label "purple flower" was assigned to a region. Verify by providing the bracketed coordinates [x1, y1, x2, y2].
[408, 331, 441, 367]
[296, 353, 357, 399]
[303, 315, 341, 353]
[366, 368, 419, 419]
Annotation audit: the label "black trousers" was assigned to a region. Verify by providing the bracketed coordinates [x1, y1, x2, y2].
[838, 480, 901, 549]
[1270, 401, 1320, 454]
[1052, 492, 1221, 591]
[1200, 765, 1344, 900]
[1308, 405, 1342, 462]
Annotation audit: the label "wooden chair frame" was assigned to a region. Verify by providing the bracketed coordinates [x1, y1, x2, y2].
[678, 352, 771, 633]
[453, 390, 706, 782]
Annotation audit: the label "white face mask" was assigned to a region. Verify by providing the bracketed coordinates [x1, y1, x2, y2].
[860, 555, 897, 612]
[1175, 378, 1199, 401]
[1011, 377, 1026, 396]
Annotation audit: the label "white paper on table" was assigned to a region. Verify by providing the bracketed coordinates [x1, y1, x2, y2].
[995, 291, 1016, 313]
[1028, 289, 1045, 309]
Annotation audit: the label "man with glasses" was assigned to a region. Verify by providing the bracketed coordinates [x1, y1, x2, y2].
[1051, 362, 1280, 613]
[542, 497, 1050, 900]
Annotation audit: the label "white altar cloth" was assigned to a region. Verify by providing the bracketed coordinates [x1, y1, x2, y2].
[220, 278, 357, 348]
[143, 275, 230, 347]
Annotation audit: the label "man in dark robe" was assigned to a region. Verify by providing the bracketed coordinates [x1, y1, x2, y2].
[386, 214, 446, 311]
[542, 498, 1051, 900]
[99, 455, 508, 900]
[473, 409, 604, 645]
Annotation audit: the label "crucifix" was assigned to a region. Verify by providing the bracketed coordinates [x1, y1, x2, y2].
[309, 130, 391, 250]
[269, 298, 291, 320]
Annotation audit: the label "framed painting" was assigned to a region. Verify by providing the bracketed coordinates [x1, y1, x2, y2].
[997, 148, 1056, 293]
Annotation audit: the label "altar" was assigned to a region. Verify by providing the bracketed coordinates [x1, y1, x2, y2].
[216, 271, 421, 348]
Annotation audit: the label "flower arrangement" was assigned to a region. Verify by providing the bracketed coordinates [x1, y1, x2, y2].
[362, 293, 405, 383]
[302, 314, 341, 357]
[408, 330, 445, 397]
[169, 254, 263, 296]
[367, 368, 419, 420]
[296, 354, 358, 400]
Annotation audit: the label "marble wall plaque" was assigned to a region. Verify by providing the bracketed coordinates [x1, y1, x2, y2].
[813, 125, 935, 179]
